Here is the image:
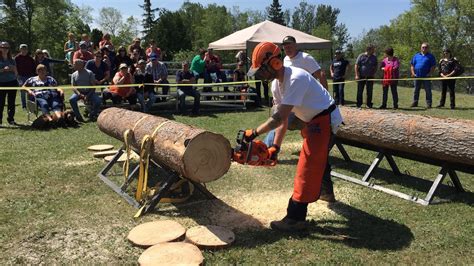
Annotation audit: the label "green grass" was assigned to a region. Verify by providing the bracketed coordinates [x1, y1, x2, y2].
[0, 83, 473, 264]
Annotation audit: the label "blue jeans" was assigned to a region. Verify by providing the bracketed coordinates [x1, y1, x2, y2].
[332, 80, 345, 105]
[18, 76, 31, 109]
[69, 92, 101, 120]
[263, 114, 297, 147]
[356, 78, 373, 108]
[137, 91, 156, 113]
[178, 88, 200, 114]
[36, 97, 63, 115]
[413, 79, 432, 106]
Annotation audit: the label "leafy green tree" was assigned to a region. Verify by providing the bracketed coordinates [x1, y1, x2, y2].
[266, 0, 285, 25]
[97, 7, 122, 35]
[140, 0, 159, 38]
[114, 16, 141, 47]
[149, 9, 192, 60]
[291, 1, 349, 49]
[90, 28, 104, 50]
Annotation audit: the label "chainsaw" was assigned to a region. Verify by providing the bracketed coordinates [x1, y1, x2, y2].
[232, 130, 277, 166]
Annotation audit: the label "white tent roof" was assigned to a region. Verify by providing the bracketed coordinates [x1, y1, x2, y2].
[208, 20, 332, 51]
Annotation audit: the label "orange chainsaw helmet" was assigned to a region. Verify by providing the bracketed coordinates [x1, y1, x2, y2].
[247, 42, 282, 77]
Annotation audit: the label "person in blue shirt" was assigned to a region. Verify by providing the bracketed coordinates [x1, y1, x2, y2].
[410, 43, 436, 108]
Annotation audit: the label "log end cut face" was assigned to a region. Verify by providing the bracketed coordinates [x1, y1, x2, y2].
[183, 132, 232, 183]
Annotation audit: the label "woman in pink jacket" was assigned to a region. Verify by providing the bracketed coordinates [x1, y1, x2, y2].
[380, 47, 400, 109]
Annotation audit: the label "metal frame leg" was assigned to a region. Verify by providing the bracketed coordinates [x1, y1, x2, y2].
[97, 148, 141, 208]
[448, 169, 465, 193]
[362, 152, 385, 182]
[335, 142, 352, 162]
[385, 153, 402, 176]
[423, 167, 448, 204]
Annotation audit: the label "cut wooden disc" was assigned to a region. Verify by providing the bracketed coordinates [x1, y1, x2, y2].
[104, 152, 139, 162]
[93, 150, 119, 158]
[128, 220, 186, 247]
[185, 225, 235, 249]
[87, 144, 114, 152]
[138, 242, 204, 266]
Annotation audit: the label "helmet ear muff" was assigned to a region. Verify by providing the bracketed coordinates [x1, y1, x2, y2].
[268, 57, 283, 71]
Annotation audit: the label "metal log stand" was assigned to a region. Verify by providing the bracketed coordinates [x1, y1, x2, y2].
[97, 144, 216, 216]
[331, 138, 470, 205]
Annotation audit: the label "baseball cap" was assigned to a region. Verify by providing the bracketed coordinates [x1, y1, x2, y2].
[138, 59, 146, 65]
[119, 63, 128, 69]
[79, 41, 87, 47]
[335, 49, 342, 54]
[282, 36, 296, 44]
[149, 53, 158, 60]
[20, 44, 28, 49]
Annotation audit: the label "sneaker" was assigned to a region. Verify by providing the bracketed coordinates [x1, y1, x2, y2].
[450, 106, 455, 109]
[379, 105, 387, 109]
[7, 120, 18, 126]
[410, 103, 418, 108]
[319, 193, 336, 203]
[270, 217, 308, 232]
[436, 104, 444, 108]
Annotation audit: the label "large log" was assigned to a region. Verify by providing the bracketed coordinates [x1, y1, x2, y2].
[337, 107, 474, 167]
[97, 108, 231, 183]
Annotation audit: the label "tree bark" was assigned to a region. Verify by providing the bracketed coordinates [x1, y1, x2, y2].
[337, 107, 474, 166]
[97, 108, 232, 183]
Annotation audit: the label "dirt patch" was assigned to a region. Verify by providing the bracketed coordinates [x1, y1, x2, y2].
[168, 186, 359, 232]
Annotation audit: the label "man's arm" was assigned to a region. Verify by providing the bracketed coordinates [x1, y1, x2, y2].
[312, 70, 328, 89]
[255, 104, 293, 136]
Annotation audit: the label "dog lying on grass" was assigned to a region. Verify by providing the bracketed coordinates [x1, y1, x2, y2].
[32, 110, 79, 130]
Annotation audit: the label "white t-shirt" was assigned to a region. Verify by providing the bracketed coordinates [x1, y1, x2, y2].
[272, 66, 343, 132]
[283, 51, 321, 74]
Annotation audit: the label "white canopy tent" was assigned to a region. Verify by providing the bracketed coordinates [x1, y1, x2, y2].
[208, 20, 332, 51]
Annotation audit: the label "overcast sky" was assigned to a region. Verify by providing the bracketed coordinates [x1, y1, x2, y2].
[71, 0, 412, 39]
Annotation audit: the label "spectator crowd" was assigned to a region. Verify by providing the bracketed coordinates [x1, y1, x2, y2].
[0, 33, 466, 128]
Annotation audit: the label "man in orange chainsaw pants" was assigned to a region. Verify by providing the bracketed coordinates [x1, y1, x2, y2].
[244, 42, 343, 232]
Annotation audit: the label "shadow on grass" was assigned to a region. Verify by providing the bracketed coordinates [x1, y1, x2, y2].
[233, 201, 413, 251]
[330, 156, 474, 205]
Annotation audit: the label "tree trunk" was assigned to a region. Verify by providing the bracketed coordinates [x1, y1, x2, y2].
[337, 107, 474, 166]
[97, 108, 232, 183]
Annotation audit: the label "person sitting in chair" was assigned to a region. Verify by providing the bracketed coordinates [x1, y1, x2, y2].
[23, 64, 64, 124]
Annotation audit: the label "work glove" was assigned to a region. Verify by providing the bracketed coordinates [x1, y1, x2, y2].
[244, 129, 259, 142]
[268, 144, 280, 161]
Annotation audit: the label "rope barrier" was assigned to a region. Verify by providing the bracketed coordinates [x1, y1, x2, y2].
[1, 76, 471, 90]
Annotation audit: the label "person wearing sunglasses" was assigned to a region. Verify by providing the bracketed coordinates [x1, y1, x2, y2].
[410, 42, 436, 108]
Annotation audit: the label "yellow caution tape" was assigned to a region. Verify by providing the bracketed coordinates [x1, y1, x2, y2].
[1, 76, 471, 90]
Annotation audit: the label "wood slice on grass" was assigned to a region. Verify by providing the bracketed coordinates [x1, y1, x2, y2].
[185, 225, 235, 249]
[104, 152, 139, 162]
[337, 107, 474, 167]
[138, 242, 204, 266]
[97, 108, 231, 183]
[87, 144, 114, 152]
[93, 150, 119, 158]
[128, 220, 186, 247]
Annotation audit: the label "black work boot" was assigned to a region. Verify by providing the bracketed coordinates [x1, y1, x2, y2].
[270, 198, 308, 232]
